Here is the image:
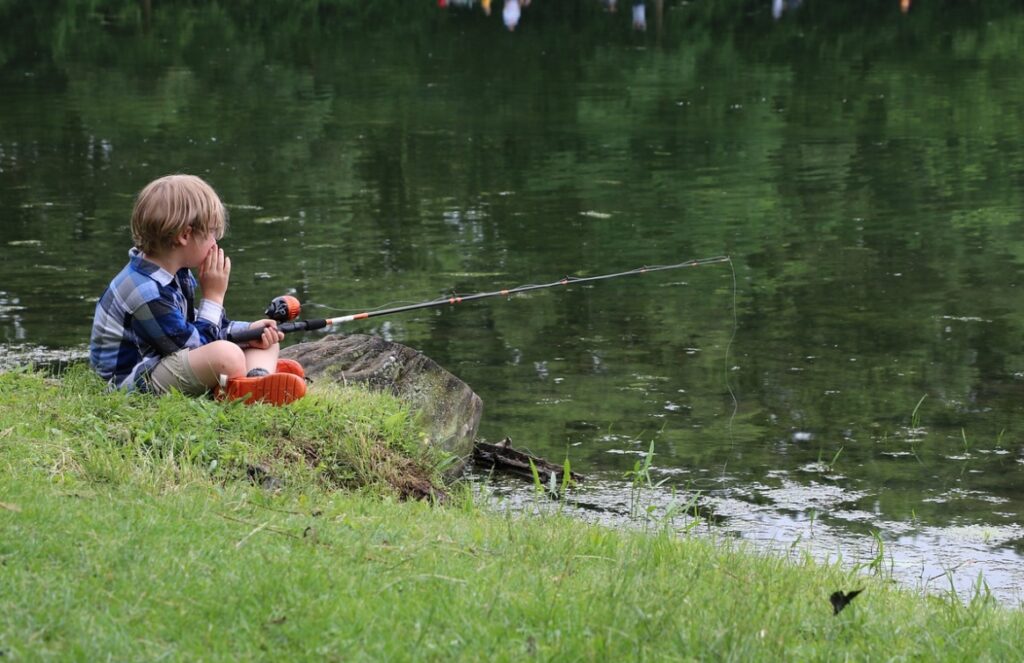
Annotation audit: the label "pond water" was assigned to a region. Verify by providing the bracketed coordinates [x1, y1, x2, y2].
[3, 1, 1024, 603]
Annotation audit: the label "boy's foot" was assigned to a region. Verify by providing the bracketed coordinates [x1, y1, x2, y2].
[219, 372, 306, 406]
[275, 358, 306, 378]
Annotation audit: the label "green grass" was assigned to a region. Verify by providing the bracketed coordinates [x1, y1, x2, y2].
[2, 368, 1023, 661]
[0, 366, 446, 500]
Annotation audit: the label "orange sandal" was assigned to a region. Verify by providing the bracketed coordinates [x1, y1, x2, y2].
[219, 372, 306, 406]
[275, 358, 306, 378]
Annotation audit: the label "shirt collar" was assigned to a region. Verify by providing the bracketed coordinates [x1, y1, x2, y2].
[128, 247, 175, 287]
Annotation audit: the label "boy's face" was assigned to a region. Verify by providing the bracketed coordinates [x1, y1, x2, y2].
[182, 226, 219, 268]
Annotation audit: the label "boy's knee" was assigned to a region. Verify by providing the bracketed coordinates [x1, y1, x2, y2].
[210, 340, 246, 369]
[189, 340, 246, 381]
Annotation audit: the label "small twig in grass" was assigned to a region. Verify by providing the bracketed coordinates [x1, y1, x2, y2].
[417, 573, 468, 584]
[718, 567, 741, 581]
[572, 554, 616, 563]
[217, 512, 333, 548]
[378, 553, 417, 574]
[235, 518, 273, 549]
[249, 501, 316, 516]
[381, 573, 468, 593]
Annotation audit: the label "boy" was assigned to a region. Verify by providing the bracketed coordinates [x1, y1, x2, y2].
[89, 174, 306, 405]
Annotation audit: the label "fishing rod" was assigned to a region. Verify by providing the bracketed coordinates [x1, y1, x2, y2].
[226, 255, 731, 345]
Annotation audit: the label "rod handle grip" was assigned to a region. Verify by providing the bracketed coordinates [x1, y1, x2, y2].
[227, 320, 325, 344]
[226, 325, 273, 344]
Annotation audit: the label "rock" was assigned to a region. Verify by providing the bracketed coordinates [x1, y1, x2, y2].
[280, 334, 482, 475]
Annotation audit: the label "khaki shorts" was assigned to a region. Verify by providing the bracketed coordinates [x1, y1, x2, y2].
[149, 348, 209, 396]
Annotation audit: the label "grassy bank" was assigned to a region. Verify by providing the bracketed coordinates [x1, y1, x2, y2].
[2, 369, 1023, 660]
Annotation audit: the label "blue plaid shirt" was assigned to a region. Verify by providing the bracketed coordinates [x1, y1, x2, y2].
[89, 248, 250, 391]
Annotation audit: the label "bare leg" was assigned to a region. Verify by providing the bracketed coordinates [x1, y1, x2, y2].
[244, 343, 280, 375]
[187, 340, 247, 388]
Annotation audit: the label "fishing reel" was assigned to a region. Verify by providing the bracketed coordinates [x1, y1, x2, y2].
[227, 294, 322, 344]
[265, 295, 301, 323]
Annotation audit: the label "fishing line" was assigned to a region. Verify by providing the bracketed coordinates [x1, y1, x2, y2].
[314, 265, 719, 315]
[725, 256, 739, 441]
[304, 299, 432, 315]
[231, 255, 733, 344]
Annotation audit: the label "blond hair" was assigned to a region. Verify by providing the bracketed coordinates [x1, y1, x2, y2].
[131, 174, 227, 255]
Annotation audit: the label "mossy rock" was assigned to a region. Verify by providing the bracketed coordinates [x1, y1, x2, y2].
[281, 335, 481, 475]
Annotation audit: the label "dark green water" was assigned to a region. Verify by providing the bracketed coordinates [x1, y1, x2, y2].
[3, 1, 1024, 601]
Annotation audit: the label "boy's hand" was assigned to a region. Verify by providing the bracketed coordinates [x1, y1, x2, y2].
[198, 246, 230, 305]
[246, 319, 285, 349]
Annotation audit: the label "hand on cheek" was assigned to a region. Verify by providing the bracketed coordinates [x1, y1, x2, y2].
[198, 246, 230, 304]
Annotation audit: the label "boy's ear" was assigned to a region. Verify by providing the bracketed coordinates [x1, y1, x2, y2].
[175, 226, 192, 246]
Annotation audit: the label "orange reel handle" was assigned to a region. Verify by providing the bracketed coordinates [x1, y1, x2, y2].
[265, 295, 301, 322]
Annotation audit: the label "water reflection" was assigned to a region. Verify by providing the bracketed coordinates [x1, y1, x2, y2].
[439, 0, 662, 33]
[632, 3, 647, 31]
[438, 0, 493, 15]
[438, 0, 529, 29]
[503, 0, 530, 31]
[772, 0, 803, 20]
[601, 1, 660, 32]
[0, 291, 27, 341]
